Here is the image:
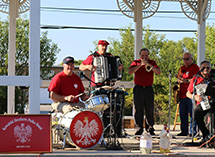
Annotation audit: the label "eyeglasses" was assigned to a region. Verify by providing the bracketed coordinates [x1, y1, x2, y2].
[202, 66, 210, 70]
[182, 58, 190, 61]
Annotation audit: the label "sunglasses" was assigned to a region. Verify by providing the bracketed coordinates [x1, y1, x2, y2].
[182, 58, 190, 61]
[202, 66, 210, 70]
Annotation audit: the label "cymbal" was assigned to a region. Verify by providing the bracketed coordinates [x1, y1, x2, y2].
[101, 86, 115, 90]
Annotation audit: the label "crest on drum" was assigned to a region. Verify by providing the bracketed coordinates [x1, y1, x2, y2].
[70, 111, 103, 149]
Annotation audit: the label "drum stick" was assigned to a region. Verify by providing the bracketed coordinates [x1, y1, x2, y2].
[75, 93, 84, 98]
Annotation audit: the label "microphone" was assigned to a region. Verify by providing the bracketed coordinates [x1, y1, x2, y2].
[80, 71, 84, 78]
[197, 68, 203, 75]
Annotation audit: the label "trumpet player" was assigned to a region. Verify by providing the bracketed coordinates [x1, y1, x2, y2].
[129, 48, 161, 136]
[176, 52, 199, 136]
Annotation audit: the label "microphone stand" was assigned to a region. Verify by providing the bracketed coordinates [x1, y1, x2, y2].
[80, 72, 98, 94]
[168, 70, 172, 128]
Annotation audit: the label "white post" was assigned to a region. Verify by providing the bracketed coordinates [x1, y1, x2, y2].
[8, 0, 18, 114]
[29, 0, 40, 114]
[134, 0, 142, 60]
[197, 0, 206, 66]
[197, 21, 205, 66]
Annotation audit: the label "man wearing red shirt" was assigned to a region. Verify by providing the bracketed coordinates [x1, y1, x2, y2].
[187, 60, 212, 143]
[79, 40, 123, 87]
[128, 48, 161, 135]
[48, 56, 89, 113]
[176, 52, 199, 136]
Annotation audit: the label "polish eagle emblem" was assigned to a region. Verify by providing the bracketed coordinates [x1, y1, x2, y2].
[73, 117, 99, 146]
[14, 123, 32, 143]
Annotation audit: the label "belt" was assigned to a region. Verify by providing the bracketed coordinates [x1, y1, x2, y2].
[135, 85, 152, 88]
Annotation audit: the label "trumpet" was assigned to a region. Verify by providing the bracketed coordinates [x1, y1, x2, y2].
[143, 59, 153, 72]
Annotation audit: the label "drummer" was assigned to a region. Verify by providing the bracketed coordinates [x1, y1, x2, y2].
[48, 56, 89, 113]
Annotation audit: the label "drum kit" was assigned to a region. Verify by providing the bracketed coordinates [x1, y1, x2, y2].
[51, 86, 125, 150]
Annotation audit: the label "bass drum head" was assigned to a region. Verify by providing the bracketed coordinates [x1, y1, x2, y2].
[70, 110, 103, 149]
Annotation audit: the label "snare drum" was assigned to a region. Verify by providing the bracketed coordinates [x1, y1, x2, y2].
[85, 95, 110, 112]
[57, 110, 103, 149]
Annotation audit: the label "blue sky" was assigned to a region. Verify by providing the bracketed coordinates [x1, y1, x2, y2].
[0, 0, 215, 65]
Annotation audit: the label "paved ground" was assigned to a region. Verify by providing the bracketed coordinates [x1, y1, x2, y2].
[1, 124, 215, 157]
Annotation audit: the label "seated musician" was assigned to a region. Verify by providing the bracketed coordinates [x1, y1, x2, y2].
[48, 56, 89, 113]
[186, 60, 212, 144]
[79, 40, 123, 88]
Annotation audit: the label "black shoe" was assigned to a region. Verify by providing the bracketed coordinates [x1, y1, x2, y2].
[149, 128, 156, 135]
[135, 128, 143, 135]
[177, 132, 188, 136]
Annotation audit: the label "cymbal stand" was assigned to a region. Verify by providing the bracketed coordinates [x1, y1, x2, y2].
[104, 86, 122, 150]
[97, 110, 107, 147]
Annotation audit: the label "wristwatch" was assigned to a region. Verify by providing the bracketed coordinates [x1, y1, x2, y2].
[65, 96, 68, 101]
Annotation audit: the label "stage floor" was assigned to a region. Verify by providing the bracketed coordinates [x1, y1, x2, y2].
[1, 125, 215, 157]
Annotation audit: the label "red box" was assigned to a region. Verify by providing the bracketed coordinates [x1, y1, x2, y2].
[0, 114, 52, 153]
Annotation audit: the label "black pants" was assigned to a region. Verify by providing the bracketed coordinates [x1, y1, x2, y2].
[133, 85, 154, 129]
[194, 104, 209, 138]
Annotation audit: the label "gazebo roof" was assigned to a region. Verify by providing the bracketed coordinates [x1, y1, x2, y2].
[0, 0, 30, 14]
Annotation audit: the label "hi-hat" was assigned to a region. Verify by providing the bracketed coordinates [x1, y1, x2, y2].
[101, 86, 115, 90]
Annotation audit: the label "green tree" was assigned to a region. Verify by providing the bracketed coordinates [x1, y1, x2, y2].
[0, 17, 60, 113]
[205, 24, 215, 65]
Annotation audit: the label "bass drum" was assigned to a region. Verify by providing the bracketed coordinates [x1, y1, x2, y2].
[70, 110, 103, 149]
[58, 110, 104, 149]
[58, 109, 80, 147]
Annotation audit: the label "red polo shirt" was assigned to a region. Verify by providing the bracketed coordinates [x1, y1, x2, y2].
[129, 59, 159, 86]
[178, 64, 199, 99]
[48, 71, 85, 103]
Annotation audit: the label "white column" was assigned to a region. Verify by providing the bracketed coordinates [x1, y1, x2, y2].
[8, 0, 18, 114]
[29, 0, 40, 114]
[197, 19, 205, 66]
[134, 0, 142, 60]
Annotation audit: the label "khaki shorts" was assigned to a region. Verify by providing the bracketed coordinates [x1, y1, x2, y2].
[51, 102, 85, 113]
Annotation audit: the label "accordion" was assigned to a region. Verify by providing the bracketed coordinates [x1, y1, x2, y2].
[93, 56, 122, 83]
[195, 83, 210, 110]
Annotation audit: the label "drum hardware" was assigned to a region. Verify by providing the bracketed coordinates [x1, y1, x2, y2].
[94, 86, 125, 138]
[103, 86, 123, 150]
[62, 128, 70, 149]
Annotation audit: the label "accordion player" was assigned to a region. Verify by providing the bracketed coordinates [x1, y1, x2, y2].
[93, 56, 122, 83]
